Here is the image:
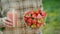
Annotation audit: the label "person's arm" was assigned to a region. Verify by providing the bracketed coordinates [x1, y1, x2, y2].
[0, 17, 7, 28]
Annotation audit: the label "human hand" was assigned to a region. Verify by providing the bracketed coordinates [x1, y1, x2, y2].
[3, 11, 20, 28]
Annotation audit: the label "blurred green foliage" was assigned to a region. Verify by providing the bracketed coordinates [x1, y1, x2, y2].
[42, 0, 60, 34]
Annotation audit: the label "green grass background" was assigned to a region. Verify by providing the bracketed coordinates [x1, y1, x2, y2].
[42, 0, 60, 34]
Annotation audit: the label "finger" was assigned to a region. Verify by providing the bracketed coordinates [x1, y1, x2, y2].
[3, 19, 13, 24]
[3, 19, 13, 26]
[5, 22, 13, 26]
[7, 18, 12, 22]
[4, 23, 12, 28]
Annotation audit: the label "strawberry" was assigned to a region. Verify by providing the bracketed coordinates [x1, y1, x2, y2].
[41, 18, 44, 23]
[24, 17, 27, 22]
[27, 23, 31, 26]
[40, 11, 46, 17]
[27, 18, 32, 23]
[35, 11, 40, 14]
[37, 14, 42, 19]
[32, 20, 37, 24]
[36, 23, 41, 28]
[38, 19, 41, 23]
[35, 9, 41, 14]
[31, 24, 36, 28]
[32, 14, 37, 18]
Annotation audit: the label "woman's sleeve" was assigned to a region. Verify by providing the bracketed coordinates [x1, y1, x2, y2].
[0, 18, 4, 28]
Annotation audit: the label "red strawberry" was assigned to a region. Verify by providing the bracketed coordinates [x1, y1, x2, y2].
[37, 14, 42, 19]
[35, 11, 39, 15]
[36, 11, 40, 14]
[24, 17, 27, 22]
[32, 20, 37, 24]
[27, 23, 31, 26]
[36, 23, 41, 28]
[32, 14, 37, 18]
[40, 11, 46, 17]
[35, 9, 41, 14]
[27, 18, 32, 23]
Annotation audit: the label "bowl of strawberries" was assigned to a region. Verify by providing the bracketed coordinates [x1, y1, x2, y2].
[23, 9, 46, 29]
